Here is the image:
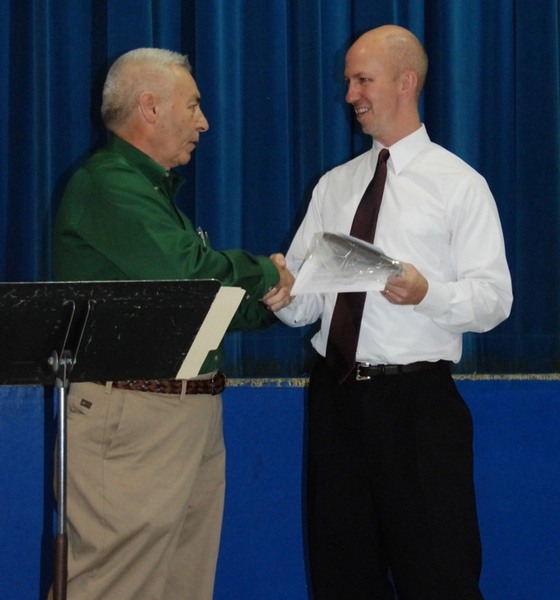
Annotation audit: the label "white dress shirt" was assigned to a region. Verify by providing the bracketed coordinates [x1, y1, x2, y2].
[277, 125, 513, 365]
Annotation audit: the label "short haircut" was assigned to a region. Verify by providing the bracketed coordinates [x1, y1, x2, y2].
[101, 48, 191, 131]
[386, 31, 428, 97]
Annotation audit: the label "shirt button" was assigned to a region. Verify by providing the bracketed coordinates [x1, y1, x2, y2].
[154, 186, 159, 191]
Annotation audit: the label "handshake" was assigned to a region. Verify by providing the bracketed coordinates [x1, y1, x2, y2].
[262, 253, 295, 312]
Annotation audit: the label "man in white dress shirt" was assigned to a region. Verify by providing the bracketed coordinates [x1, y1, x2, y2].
[267, 25, 512, 599]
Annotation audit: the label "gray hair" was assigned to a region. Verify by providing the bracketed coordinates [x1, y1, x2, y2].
[101, 48, 191, 131]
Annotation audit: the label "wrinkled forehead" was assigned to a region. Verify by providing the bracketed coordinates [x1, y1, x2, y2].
[169, 65, 201, 99]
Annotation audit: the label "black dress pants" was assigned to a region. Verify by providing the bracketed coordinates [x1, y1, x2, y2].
[306, 357, 484, 600]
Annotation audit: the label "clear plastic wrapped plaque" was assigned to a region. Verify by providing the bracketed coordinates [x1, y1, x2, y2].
[291, 232, 403, 295]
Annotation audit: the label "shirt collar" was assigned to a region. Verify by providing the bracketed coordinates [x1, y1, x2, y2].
[108, 135, 185, 199]
[372, 124, 431, 175]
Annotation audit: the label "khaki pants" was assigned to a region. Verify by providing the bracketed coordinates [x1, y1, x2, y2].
[54, 381, 225, 600]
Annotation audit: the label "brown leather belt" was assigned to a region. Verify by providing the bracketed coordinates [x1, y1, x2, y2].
[96, 370, 226, 395]
[354, 360, 447, 380]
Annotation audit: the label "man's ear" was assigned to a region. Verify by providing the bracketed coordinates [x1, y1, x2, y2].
[138, 91, 158, 123]
[400, 70, 418, 99]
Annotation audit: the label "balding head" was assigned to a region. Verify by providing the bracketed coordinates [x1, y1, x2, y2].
[344, 25, 427, 145]
[349, 25, 428, 100]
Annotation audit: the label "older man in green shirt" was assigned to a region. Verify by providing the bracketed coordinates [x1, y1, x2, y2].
[52, 48, 293, 600]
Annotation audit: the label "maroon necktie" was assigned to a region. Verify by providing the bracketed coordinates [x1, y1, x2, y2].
[325, 148, 390, 383]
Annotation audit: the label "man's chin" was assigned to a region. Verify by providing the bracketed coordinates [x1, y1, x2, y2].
[355, 116, 370, 134]
[173, 152, 193, 168]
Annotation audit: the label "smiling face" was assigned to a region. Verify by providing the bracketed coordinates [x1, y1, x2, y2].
[152, 66, 209, 169]
[344, 38, 402, 145]
[344, 27, 423, 147]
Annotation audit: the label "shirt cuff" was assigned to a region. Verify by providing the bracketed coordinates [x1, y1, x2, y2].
[275, 294, 309, 326]
[414, 280, 450, 318]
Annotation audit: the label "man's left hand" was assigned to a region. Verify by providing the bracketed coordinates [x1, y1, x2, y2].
[382, 262, 428, 305]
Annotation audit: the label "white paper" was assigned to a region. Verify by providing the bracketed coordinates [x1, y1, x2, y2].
[175, 286, 245, 378]
[291, 232, 403, 295]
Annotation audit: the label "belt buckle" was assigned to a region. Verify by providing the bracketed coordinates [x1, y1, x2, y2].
[356, 362, 378, 381]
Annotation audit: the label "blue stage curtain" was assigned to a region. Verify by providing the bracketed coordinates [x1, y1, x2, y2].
[1, 0, 559, 375]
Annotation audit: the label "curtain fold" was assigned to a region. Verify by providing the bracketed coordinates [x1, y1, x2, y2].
[2, 0, 559, 374]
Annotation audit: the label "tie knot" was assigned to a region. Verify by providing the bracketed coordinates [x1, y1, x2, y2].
[378, 148, 390, 163]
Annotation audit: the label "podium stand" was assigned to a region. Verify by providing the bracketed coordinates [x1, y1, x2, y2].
[0, 279, 225, 600]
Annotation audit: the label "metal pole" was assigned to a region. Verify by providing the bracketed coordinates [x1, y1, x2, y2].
[53, 354, 71, 600]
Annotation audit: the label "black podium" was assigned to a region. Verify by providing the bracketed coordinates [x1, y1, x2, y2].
[0, 279, 223, 600]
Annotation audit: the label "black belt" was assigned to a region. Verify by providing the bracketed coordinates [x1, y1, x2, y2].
[353, 360, 447, 380]
[95, 371, 226, 395]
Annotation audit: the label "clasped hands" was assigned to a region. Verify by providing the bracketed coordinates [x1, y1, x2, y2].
[262, 253, 295, 312]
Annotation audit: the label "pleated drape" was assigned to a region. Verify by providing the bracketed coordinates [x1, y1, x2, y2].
[2, 0, 560, 374]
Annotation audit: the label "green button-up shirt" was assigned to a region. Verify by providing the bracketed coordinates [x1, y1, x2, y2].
[54, 136, 279, 372]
